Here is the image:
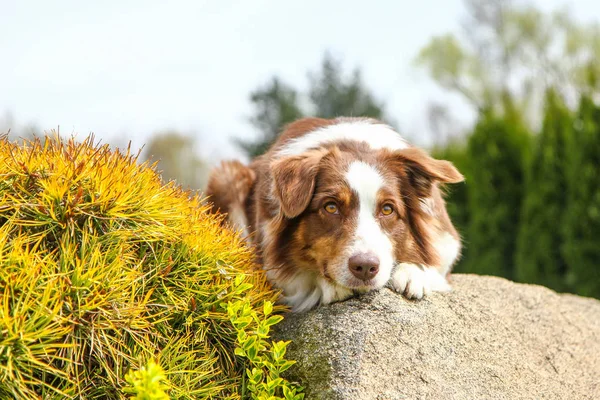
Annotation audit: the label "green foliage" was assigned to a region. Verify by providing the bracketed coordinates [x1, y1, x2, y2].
[124, 361, 169, 400]
[416, 33, 485, 106]
[516, 90, 571, 290]
[241, 53, 391, 159]
[463, 105, 530, 278]
[238, 78, 305, 159]
[0, 134, 299, 399]
[416, 0, 600, 124]
[228, 300, 303, 400]
[562, 96, 600, 297]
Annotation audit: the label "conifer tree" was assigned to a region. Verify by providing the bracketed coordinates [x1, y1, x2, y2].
[238, 77, 304, 159]
[562, 95, 600, 297]
[516, 90, 571, 290]
[464, 104, 530, 279]
[241, 54, 390, 159]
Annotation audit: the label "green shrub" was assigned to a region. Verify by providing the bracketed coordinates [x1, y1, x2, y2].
[516, 89, 571, 291]
[562, 96, 600, 297]
[464, 106, 530, 279]
[0, 134, 302, 399]
[228, 300, 303, 400]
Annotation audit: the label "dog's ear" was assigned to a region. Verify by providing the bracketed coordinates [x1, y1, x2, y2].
[270, 149, 327, 218]
[386, 148, 463, 266]
[394, 147, 464, 197]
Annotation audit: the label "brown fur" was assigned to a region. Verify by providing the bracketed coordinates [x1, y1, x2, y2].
[205, 160, 256, 226]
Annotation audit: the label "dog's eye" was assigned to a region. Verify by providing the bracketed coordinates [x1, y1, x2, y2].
[324, 202, 339, 214]
[381, 204, 394, 216]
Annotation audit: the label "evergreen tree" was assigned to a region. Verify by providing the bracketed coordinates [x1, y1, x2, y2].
[238, 77, 304, 159]
[562, 95, 600, 297]
[516, 90, 571, 290]
[241, 54, 390, 159]
[309, 54, 386, 120]
[464, 105, 530, 279]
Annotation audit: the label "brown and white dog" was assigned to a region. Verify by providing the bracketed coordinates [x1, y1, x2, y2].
[206, 117, 464, 312]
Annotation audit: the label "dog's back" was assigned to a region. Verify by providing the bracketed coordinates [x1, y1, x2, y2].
[205, 159, 256, 237]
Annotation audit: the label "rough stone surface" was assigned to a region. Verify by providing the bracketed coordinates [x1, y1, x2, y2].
[273, 274, 600, 400]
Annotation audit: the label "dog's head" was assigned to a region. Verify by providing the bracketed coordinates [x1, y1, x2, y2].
[267, 118, 463, 292]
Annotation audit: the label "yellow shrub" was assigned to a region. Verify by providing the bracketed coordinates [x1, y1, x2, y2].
[0, 134, 301, 399]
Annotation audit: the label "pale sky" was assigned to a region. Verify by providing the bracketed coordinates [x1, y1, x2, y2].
[1, 0, 599, 163]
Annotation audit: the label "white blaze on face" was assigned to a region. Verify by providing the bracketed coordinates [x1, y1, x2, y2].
[344, 161, 395, 288]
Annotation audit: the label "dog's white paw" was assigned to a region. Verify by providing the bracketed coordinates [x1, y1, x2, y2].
[391, 263, 451, 299]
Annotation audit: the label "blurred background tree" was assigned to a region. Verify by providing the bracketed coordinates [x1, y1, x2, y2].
[143, 131, 209, 191]
[0, 111, 40, 141]
[562, 94, 600, 297]
[307, 54, 387, 120]
[461, 98, 531, 279]
[239, 53, 392, 159]
[516, 89, 571, 291]
[416, 0, 600, 128]
[236, 77, 305, 159]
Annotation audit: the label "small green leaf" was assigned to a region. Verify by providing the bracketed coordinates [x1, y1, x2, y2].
[279, 360, 296, 373]
[234, 274, 244, 286]
[257, 324, 269, 337]
[263, 301, 273, 316]
[247, 346, 258, 362]
[234, 347, 246, 357]
[264, 315, 283, 327]
[242, 335, 258, 351]
[234, 316, 253, 329]
[251, 367, 263, 382]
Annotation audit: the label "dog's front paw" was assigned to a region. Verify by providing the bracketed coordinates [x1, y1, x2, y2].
[391, 263, 451, 300]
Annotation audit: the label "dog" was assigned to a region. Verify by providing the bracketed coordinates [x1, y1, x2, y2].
[206, 117, 464, 312]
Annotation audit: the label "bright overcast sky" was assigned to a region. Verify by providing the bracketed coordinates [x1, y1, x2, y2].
[2, 0, 599, 162]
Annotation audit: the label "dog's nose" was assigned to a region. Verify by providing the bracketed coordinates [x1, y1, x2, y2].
[348, 253, 380, 281]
